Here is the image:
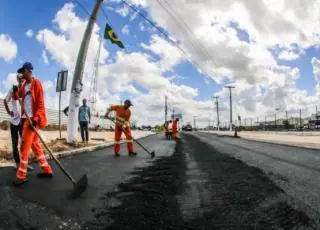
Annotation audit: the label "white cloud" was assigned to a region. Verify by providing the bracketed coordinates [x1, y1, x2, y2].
[25, 29, 33, 38]
[0, 34, 17, 62]
[42, 50, 49, 65]
[121, 25, 130, 35]
[141, 35, 184, 71]
[277, 45, 305, 61]
[312, 57, 320, 93]
[110, 0, 320, 126]
[1, 73, 18, 90]
[116, 6, 129, 17]
[24, 1, 320, 127]
[278, 50, 300, 61]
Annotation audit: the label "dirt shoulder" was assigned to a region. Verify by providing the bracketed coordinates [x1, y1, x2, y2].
[205, 130, 320, 149]
[0, 129, 154, 166]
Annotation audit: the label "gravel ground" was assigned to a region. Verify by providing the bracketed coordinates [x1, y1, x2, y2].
[84, 133, 314, 229]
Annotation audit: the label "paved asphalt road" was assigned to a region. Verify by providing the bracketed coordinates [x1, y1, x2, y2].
[0, 132, 319, 229]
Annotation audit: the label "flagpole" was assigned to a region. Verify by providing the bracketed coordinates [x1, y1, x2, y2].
[67, 0, 104, 143]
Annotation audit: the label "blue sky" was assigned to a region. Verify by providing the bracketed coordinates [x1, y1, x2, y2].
[0, 0, 221, 101]
[0, 0, 319, 126]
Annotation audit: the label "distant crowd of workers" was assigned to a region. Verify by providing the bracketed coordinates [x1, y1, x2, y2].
[3, 61, 136, 186]
[164, 118, 180, 140]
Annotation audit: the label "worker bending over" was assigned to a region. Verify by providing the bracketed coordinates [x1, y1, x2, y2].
[105, 100, 136, 157]
[13, 62, 53, 186]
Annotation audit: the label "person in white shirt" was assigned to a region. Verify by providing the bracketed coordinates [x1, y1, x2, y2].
[4, 75, 23, 166]
[4, 74, 34, 171]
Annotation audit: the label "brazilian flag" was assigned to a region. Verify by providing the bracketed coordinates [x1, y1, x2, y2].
[104, 23, 125, 49]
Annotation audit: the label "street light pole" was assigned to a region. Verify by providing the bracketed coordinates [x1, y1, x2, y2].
[165, 95, 168, 123]
[213, 96, 220, 131]
[275, 108, 280, 130]
[225, 85, 235, 131]
[67, 0, 104, 143]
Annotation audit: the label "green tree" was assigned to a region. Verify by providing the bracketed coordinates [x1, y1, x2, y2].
[283, 120, 290, 129]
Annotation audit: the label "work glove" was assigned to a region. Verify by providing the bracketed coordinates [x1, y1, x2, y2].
[29, 120, 38, 130]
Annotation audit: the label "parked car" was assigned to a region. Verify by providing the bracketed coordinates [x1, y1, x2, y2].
[183, 124, 192, 131]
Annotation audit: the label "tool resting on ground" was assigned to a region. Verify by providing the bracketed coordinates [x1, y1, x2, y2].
[17, 99, 88, 199]
[107, 117, 155, 158]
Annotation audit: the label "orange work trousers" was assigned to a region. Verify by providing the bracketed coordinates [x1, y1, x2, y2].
[114, 126, 134, 153]
[173, 130, 178, 139]
[16, 119, 53, 180]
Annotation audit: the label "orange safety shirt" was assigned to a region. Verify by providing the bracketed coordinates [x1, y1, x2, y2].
[172, 119, 178, 131]
[15, 77, 47, 128]
[109, 105, 131, 126]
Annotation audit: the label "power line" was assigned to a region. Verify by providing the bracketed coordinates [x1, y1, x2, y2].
[72, 0, 91, 16]
[155, 0, 204, 59]
[158, 0, 214, 64]
[120, 0, 211, 79]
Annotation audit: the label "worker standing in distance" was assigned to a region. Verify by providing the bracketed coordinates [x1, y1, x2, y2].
[78, 99, 91, 143]
[13, 62, 53, 186]
[105, 100, 136, 157]
[172, 118, 179, 140]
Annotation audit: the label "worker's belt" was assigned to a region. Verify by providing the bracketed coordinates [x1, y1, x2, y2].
[115, 116, 128, 126]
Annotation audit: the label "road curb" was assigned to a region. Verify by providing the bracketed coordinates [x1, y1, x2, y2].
[46, 133, 157, 160]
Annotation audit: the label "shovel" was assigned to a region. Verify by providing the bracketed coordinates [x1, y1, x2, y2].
[18, 98, 88, 199]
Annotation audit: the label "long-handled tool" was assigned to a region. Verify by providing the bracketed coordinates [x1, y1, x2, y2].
[17, 99, 88, 199]
[107, 117, 155, 158]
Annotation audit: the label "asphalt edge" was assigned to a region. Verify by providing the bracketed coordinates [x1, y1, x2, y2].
[202, 131, 320, 151]
[47, 133, 157, 160]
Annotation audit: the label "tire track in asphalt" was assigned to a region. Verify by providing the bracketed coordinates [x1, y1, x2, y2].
[182, 134, 312, 229]
[83, 134, 313, 229]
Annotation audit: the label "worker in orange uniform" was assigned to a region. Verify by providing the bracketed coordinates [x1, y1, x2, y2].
[105, 100, 136, 157]
[172, 118, 179, 140]
[12, 62, 53, 186]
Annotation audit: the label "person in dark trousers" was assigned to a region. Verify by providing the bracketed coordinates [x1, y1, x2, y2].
[78, 99, 91, 143]
[4, 74, 33, 171]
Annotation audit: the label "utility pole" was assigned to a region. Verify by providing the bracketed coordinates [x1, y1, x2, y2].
[275, 108, 280, 129]
[213, 96, 220, 131]
[67, 0, 104, 143]
[225, 85, 235, 131]
[265, 114, 267, 130]
[193, 116, 197, 130]
[89, 36, 103, 114]
[300, 108, 302, 130]
[165, 96, 168, 123]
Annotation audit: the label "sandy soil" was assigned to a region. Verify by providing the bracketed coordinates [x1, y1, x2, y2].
[0, 129, 154, 165]
[206, 130, 320, 149]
